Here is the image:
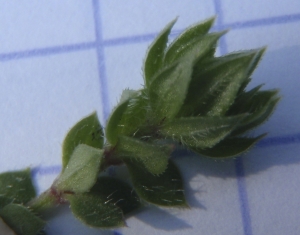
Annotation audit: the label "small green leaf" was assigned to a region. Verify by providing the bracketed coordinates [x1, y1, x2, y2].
[116, 136, 171, 175]
[164, 17, 215, 64]
[192, 134, 266, 158]
[55, 144, 103, 193]
[144, 18, 177, 87]
[105, 90, 139, 145]
[117, 89, 150, 137]
[62, 112, 103, 168]
[90, 177, 140, 215]
[67, 193, 125, 228]
[0, 204, 45, 235]
[0, 169, 35, 204]
[125, 159, 187, 207]
[160, 115, 246, 149]
[181, 49, 263, 117]
[149, 32, 225, 122]
[163, 31, 224, 65]
[0, 196, 13, 209]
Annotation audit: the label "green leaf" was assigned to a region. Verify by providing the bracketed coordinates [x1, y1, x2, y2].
[125, 159, 187, 207]
[160, 115, 246, 149]
[232, 91, 280, 135]
[164, 17, 215, 64]
[90, 177, 140, 215]
[0, 217, 16, 235]
[116, 136, 171, 175]
[144, 18, 177, 87]
[192, 134, 266, 158]
[149, 32, 225, 121]
[62, 112, 103, 168]
[55, 144, 103, 193]
[0, 196, 13, 209]
[0, 169, 35, 204]
[117, 89, 150, 137]
[67, 193, 125, 228]
[0, 204, 45, 235]
[180, 49, 263, 117]
[105, 90, 139, 145]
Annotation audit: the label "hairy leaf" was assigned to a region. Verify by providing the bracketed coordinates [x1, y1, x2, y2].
[0, 169, 35, 204]
[192, 134, 266, 158]
[0, 196, 13, 209]
[117, 89, 150, 137]
[164, 31, 225, 65]
[160, 115, 246, 149]
[0, 204, 45, 235]
[68, 193, 125, 228]
[105, 90, 139, 145]
[116, 136, 171, 175]
[0, 217, 15, 235]
[90, 177, 140, 215]
[144, 18, 177, 87]
[125, 159, 187, 207]
[164, 17, 215, 64]
[180, 49, 264, 117]
[62, 112, 103, 168]
[55, 144, 103, 193]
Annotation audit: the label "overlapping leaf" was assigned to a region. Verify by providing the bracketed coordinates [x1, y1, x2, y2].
[164, 17, 215, 64]
[0, 169, 35, 204]
[160, 115, 246, 149]
[62, 112, 103, 168]
[116, 136, 171, 175]
[144, 18, 177, 87]
[0, 204, 45, 235]
[125, 159, 187, 207]
[67, 193, 125, 228]
[55, 144, 103, 193]
[193, 134, 266, 158]
[180, 49, 265, 117]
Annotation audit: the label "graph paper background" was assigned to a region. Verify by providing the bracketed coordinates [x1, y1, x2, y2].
[1, 1, 300, 235]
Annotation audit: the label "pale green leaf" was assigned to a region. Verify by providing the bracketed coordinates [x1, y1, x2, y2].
[0, 169, 35, 204]
[160, 115, 246, 149]
[68, 193, 125, 228]
[192, 134, 266, 158]
[144, 18, 177, 87]
[55, 144, 103, 193]
[116, 136, 171, 175]
[125, 159, 187, 207]
[164, 17, 215, 64]
[0, 204, 45, 235]
[62, 112, 103, 168]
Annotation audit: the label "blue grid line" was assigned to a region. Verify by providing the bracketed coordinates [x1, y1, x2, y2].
[223, 13, 300, 30]
[212, 1, 252, 235]
[0, 42, 96, 62]
[1, 12, 300, 63]
[92, 0, 110, 122]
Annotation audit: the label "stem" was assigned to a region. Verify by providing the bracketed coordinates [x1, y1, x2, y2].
[27, 189, 57, 214]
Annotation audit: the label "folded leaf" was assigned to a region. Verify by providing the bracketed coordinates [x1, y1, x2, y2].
[105, 90, 138, 145]
[125, 159, 187, 207]
[164, 31, 225, 65]
[160, 115, 246, 149]
[117, 89, 150, 137]
[180, 49, 264, 117]
[62, 112, 103, 168]
[0, 169, 35, 204]
[192, 134, 266, 158]
[67, 193, 125, 228]
[90, 177, 140, 215]
[116, 136, 170, 175]
[144, 18, 177, 87]
[55, 144, 103, 193]
[0, 204, 45, 235]
[164, 17, 215, 64]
